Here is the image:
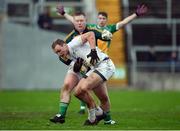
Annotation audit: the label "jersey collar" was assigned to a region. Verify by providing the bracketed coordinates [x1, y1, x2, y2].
[97, 25, 107, 29]
[74, 26, 89, 35]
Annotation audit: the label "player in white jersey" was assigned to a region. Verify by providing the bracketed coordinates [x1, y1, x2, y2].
[52, 31, 115, 125]
[56, 3, 148, 115]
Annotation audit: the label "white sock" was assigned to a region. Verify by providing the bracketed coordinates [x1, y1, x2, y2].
[80, 106, 86, 110]
[95, 106, 103, 116]
[88, 108, 96, 122]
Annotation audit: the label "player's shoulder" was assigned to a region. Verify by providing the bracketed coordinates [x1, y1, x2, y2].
[87, 23, 96, 28]
[106, 24, 116, 28]
[87, 24, 99, 30]
[70, 36, 82, 44]
[87, 25, 103, 34]
[106, 24, 117, 33]
[64, 30, 77, 43]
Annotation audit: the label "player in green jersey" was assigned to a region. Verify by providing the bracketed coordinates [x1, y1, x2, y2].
[87, 12, 117, 54]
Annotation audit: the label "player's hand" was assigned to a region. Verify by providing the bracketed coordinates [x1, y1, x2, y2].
[135, 4, 148, 16]
[73, 57, 84, 73]
[102, 30, 112, 40]
[80, 65, 91, 74]
[56, 4, 65, 15]
[87, 49, 100, 65]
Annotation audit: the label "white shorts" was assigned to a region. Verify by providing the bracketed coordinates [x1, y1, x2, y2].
[86, 58, 115, 81]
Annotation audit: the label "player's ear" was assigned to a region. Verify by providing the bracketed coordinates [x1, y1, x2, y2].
[63, 43, 66, 47]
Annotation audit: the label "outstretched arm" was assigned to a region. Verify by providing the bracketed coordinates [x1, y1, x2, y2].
[116, 4, 148, 30]
[56, 4, 74, 24]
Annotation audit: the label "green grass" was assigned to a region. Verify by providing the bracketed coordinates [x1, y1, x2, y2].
[0, 89, 180, 130]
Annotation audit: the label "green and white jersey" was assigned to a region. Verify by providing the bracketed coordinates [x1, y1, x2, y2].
[87, 24, 118, 54]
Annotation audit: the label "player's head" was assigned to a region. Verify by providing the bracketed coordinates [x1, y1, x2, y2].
[73, 12, 87, 33]
[97, 12, 108, 27]
[52, 39, 68, 57]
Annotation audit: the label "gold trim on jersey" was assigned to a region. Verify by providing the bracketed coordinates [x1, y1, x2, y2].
[64, 30, 75, 41]
[87, 26, 103, 33]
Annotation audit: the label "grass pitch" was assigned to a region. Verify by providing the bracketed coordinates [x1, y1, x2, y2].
[0, 89, 180, 130]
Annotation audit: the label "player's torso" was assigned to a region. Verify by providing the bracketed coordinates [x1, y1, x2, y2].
[72, 43, 107, 61]
[68, 37, 108, 66]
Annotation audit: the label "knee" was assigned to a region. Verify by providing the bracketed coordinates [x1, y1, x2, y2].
[74, 80, 91, 97]
[81, 81, 91, 91]
[60, 82, 73, 98]
[74, 85, 88, 97]
[74, 86, 83, 97]
[100, 95, 109, 104]
[62, 82, 72, 93]
[74, 87, 81, 98]
[81, 85, 89, 94]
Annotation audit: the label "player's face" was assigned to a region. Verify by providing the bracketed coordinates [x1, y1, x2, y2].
[73, 15, 86, 33]
[97, 14, 107, 27]
[53, 44, 68, 57]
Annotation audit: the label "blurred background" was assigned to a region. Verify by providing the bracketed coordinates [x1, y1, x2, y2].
[0, 0, 180, 91]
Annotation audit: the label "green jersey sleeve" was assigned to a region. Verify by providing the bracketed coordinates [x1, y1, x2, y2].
[107, 24, 117, 34]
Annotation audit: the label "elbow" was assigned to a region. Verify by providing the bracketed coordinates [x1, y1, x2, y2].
[120, 21, 127, 26]
[87, 32, 95, 45]
[87, 31, 95, 39]
[90, 32, 95, 39]
[89, 31, 95, 37]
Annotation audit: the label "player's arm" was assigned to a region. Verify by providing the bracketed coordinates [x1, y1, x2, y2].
[81, 32, 100, 65]
[116, 4, 148, 30]
[81, 32, 96, 49]
[72, 32, 99, 72]
[56, 4, 74, 24]
[59, 56, 72, 65]
[72, 32, 99, 73]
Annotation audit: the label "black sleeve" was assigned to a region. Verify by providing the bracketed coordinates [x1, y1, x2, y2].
[59, 56, 72, 65]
